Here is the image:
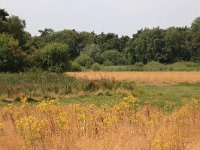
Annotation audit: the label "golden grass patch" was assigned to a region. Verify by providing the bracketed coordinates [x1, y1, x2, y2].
[66, 71, 200, 84]
[0, 96, 200, 150]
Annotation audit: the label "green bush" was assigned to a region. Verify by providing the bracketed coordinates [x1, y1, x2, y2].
[145, 61, 165, 71]
[120, 81, 136, 90]
[91, 63, 101, 71]
[134, 62, 144, 71]
[83, 44, 103, 63]
[70, 61, 82, 71]
[75, 54, 94, 68]
[39, 43, 70, 72]
[103, 59, 113, 66]
[101, 50, 126, 65]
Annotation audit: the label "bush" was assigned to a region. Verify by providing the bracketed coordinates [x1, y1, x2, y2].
[145, 61, 165, 71]
[103, 59, 113, 66]
[70, 61, 82, 71]
[134, 62, 144, 71]
[39, 43, 70, 72]
[75, 54, 94, 68]
[101, 50, 126, 65]
[83, 44, 103, 63]
[91, 63, 101, 71]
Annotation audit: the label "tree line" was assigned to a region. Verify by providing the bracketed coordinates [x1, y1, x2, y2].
[0, 9, 200, 72]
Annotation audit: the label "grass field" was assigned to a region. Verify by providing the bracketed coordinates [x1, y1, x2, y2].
[0, 72, 200, 149]
[66, 71, 200, 84]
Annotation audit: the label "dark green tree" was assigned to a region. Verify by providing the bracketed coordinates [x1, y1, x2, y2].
[38, 28, 54, 37]
[0, 33, 26, 72]
[83, 44, 103, 63]
[101, 49, 126, 65]
[190, 17, 200, 61]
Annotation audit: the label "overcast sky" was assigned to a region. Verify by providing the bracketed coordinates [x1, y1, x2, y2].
[1, 0, 200, 36]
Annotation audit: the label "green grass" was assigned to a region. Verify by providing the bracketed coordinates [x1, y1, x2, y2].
[133, 83, 200, 107]
[0, 73, 199, 108]
[0, 73, 133, 102]
[60, 90, 127, 106]
[100, 61, 200, 71]
[58, 83, 200, 108]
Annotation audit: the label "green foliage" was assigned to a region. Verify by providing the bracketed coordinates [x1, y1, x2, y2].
[101, 50, 126, 65]
[75, 54, 94, 68]
[0, 9, 200, 72]
[103, 59, 113, 66]
[70, 61, 82, 72]
[145, 61, 165, 71]
[0, 33, 26, 72]
[100, 61, 200, 71]
[91, 63, 101, 71]
[83, 44, 103, 63]
[38, 28, 54, 37]
[0, 73, 123, 102]
[134, 62, 144, 71]
[0, 9, 30, 50]
[34, 30, 88, 59]
[190, 17, 200, 61]
[39, 43, 70, 72]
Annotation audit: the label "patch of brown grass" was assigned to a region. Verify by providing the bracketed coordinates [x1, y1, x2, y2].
[66, 71, 200, 84]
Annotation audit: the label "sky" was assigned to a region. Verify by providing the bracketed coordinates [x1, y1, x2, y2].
[1, 0, 200, 36]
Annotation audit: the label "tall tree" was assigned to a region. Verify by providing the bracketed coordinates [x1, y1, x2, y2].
[190, 17, 200, 61]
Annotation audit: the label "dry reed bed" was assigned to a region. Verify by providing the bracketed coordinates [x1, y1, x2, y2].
[0, 96, 200, 150]
[66, 71, 200, 84]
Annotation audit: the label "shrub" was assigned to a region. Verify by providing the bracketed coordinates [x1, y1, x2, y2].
[134, 62, 144, 71]
[70, 61, 82, 71]
[145, 61, 165, 71]
[75, 54, 94, 68]
[101, 50, 126, 65]
[83, 44, 103, 63]
[91, 63, 101, 71]
[39, 43, 70, 72]
[103, 59, 113, 66]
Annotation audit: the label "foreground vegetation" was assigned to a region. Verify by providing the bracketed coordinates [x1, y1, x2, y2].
[0, 96, 200, 150]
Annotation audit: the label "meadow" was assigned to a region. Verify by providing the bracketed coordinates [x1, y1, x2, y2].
[0, 72, 200, 150]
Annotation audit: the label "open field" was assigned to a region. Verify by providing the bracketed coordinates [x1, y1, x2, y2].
[0, 73, 200, 149]
[66, 71, 200, 84]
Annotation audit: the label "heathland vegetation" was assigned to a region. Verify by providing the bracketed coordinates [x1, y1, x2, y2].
[0, 9, 200, 72]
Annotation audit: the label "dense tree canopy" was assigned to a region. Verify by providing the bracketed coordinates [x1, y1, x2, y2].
[0, 8, 200, 72]
[0, 33, 26, 72]
[190, 17, 200, 61]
